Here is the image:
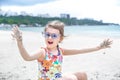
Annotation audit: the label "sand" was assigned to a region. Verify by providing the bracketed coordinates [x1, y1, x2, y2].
[0, 30, 120, 80]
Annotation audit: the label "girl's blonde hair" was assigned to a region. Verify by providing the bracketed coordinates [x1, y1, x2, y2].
[44, 20, 65, 39]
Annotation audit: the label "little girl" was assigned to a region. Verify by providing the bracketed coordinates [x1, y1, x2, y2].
[12, 20, 112, 80]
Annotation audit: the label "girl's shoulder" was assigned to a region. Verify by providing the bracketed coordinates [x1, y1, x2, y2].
[59, 47, 64, 54]
[37, 47, 46, 62]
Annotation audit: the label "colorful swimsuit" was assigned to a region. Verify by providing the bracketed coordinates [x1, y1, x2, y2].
[37, 47, 63, 80]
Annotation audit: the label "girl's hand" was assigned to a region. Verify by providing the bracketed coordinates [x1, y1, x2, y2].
[98, 39, 113, 49]
[11, 26, 22, 41]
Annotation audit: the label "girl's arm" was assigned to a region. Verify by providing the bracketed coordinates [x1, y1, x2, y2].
[12, 26, 44, 61]
[63, 39, 112, 55]
[17, 41, 44, 61]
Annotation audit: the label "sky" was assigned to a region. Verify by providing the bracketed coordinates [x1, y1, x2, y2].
[0, 0, 120, 24]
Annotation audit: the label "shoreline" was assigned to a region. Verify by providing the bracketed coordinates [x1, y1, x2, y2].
[0, 31, 120, 80]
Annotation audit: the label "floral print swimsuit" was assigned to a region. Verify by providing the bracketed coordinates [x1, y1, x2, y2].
[37, 47, 63, 80]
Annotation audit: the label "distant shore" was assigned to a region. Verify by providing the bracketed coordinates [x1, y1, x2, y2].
[0, 15, 119, 27]
[0, 31, 120, 80]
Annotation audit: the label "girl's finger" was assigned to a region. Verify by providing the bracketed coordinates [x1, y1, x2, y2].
[15, 26, 19, 31]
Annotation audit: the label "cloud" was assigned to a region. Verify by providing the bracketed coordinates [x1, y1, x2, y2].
[1, 0, 120, 24]
[116, 0, 120, 6]
[0, 0, 57, 6]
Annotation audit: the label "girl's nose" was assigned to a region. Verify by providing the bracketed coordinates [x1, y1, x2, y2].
[48, 35, 52, 39]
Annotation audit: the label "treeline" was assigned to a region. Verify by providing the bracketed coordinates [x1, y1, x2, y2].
[0, 15, 118, 26]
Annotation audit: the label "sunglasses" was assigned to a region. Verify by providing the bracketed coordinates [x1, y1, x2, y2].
[42, 32, 60, 39]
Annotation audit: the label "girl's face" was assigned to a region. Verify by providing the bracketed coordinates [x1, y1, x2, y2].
[44, 27, 61, 50]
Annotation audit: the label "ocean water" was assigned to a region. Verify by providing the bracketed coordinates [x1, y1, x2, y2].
[64, 25, 120, 38]
[0, 25, 120, 38]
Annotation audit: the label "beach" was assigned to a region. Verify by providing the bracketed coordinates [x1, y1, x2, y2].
[0, 30, 120, 80]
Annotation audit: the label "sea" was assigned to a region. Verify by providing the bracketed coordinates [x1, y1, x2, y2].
[0, 25, 120, 38]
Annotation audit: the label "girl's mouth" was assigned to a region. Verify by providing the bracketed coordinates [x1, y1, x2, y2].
[48, 41, 53, 44]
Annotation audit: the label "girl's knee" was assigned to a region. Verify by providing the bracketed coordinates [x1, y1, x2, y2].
[74, 72, 87, 80]
[62, 74, 78, 80]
